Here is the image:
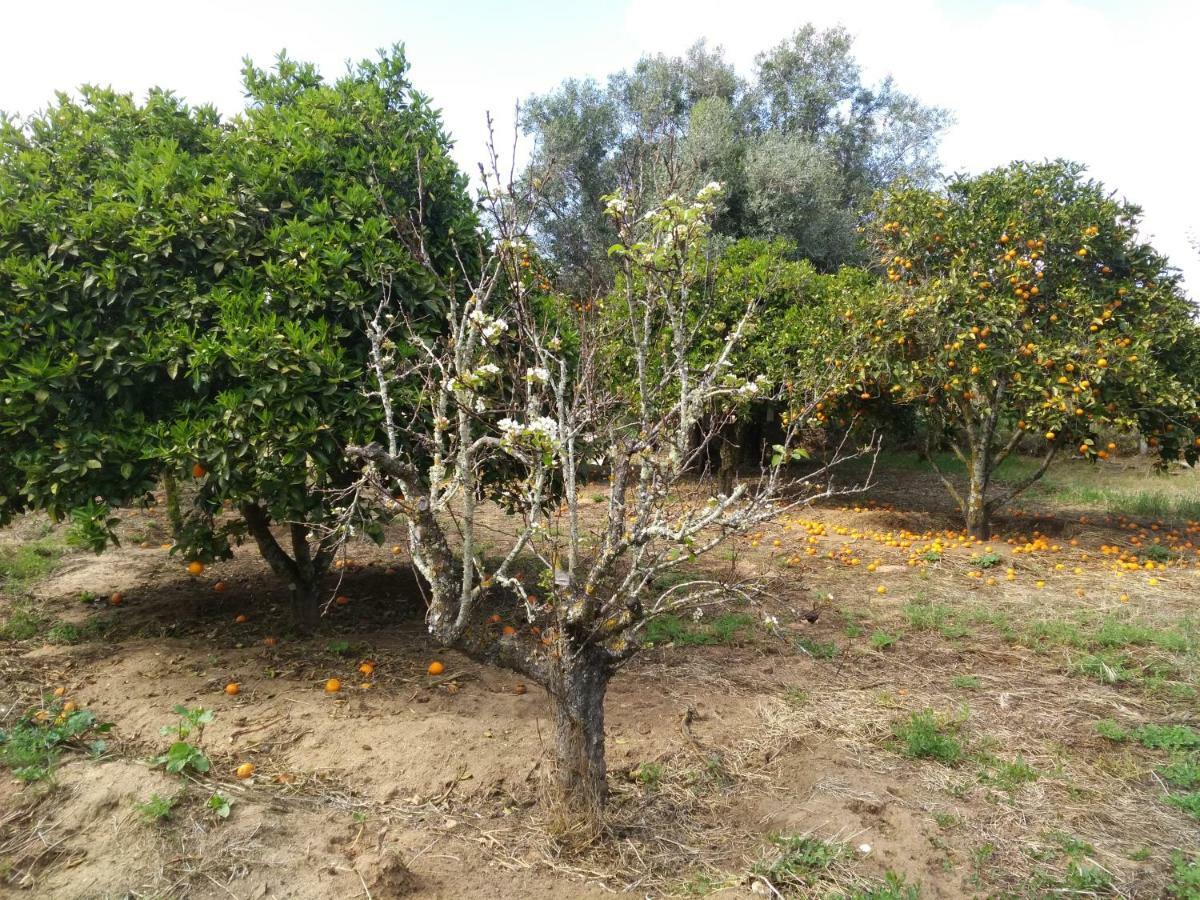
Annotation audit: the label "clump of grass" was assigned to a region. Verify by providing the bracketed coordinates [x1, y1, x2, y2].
[892, 710, 963, 765]
[1166, 792, 1200, 820]
[978, 755, 1039, 791]
[795, 636, 839, 659]
[1094, 720, 1200, 751]
[1169, 853, 1200, 898]
[753, 835, 849, 888]
[643, 612, 754, 647]
[869, 630, 899, 651]
[0, 536, 65, 592]
[0, 600, 44, 641]
[1159, 753, 1200, 790]
[950, 675, 981, 690]
[136, 792, 178, 822]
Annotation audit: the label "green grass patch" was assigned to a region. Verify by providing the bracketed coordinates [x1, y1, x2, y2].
[870, 630, 899, 651]
[0, 536, 65, 592]
[643, 612, 755, 647]
[753, 835, 849, 888]
[892, 710, 963, 765]
[795, 636, 840, 659]
[950, 675, 981, 690]
[1170, 853, 1200, 898]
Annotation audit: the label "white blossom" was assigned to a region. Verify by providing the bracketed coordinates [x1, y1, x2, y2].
[525, 366, 551, 384]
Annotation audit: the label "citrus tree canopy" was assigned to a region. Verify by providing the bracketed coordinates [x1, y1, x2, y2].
[844, 160, 1200, 537]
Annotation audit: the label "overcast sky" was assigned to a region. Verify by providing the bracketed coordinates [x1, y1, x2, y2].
[2, 0, 1196, 293]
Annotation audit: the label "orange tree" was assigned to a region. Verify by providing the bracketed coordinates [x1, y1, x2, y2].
[0, 49, 476, 628]
[845, 160, 1200, 538]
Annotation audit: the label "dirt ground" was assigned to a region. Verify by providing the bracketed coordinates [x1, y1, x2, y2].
[1, 459, 1198, 898]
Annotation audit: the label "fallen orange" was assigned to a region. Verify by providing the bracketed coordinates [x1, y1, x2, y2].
[427, 661, 445, 676]
[235, 762, 255, 779]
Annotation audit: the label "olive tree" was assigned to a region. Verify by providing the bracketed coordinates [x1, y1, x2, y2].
[848, 160, 1200, 538]
[343, 155, 871, 824]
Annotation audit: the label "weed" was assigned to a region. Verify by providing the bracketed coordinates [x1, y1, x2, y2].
[643, 612, 754, 647]
[933, 812, 960, 829]
[0, 700, 112, 782]
[136, 793, 178, 822]
[783, 687, 808, 707]
[0, 601, 44, 641]
[1169, 853, 1200, 898]
[754, 835, 848, 887]
[1095, 719, 1128, 742]
[796, 636, 839, 659]
[207, 792, 233, 819]
[1073, 651, 1133, 684]
[950, 675, 981, 690]
[1160, 753, 1200, 790]
[632, 762, 665, 790]
[892, 711, 963, 765]
[0, 537, 65, 593]
[833, 872, 920, 900]
[870, 630, 899, 651]
[1167, 792, 1200, 820]
[979, 755, 1039, 791]
[153, 706, 213, 776]
[1134, 724, 1200, 752]
[971, 551, 1003, 569]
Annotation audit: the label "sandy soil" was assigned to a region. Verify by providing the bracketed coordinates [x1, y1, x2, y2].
[2, 463, 1198, 898]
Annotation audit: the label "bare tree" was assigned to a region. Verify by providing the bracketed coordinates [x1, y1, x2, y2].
[342, 132, 873, 827]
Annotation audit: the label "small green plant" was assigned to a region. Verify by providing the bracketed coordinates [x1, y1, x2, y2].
[795, 636, 839, 659]
[1144, 544, 1177, 564]
[933, 812, 960, 829]
[591, 493, 606, 504]
[153, 706, 213, 775]
[1134, 724, 1200, 752]
[1167, 792, 1200, 820]
[971, 551, 1003, 569]
[950, 675, 980, 690]
[1169, 852, 1200, 898]
[1094, 718, 1128, 742]
[0, 700, 112, 782]
[892, 711, 962, 765]
[921, 549, 942, 563]
[1073, 651, 1132, 684]
[136, 793, 178, 822]
[632, 762, 665, 790]
[0, 601, 43, 641]
[351, 809, 369, 824]
[643, 612, 754, 647]
[980, 755, 1039, 791]
[783, 687, 808, 707]
[754, 835, 849, 888]
[834, 872, 920, 900]
[1160, 754, 1200, 790]
[326, 639, 352, 656]
[207, 792, 233, 819]
[869, 630, 899, 651]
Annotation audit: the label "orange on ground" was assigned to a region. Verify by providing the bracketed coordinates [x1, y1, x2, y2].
[224, 683, 240, 696]
[501, 625, 516, 636]
[324, 678, 342, 693]
[186, 561, 205, 576]
[359, 661, 375, 676]
[513, 683, 527, 695]
[235, 762, 255, 779]
[427, 661, 445, 676]
[234, 614, 248, 624]
[109, 592, 123, 605]
[335, 595, 349, 606]
[263, 636, 278, 647]
[213, 581, 227, 592]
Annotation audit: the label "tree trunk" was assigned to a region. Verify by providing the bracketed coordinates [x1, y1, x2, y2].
[239, 502, 324, 634]
[549, 647, 611, 829]
[965, 457, 990, 540]
[289, 579, 321, 633]
[718, 419, 743, 497]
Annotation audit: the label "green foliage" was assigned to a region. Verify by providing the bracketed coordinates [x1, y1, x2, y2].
[795, 636, 840, 659]
[153, 706, 213, 775]
[136, 793, 178, 822]
[0, 700, 112, 782]
[207, 792, 233, 819]
[869, 630, 899, 651]
[632, 762, 665, 789]
[841, 160, 1200, 535]
[1169, 853, 1200, 898]
[0, 47, 477, 622]
[754, 835, 849, 887]
[522, 26, 947, 292]
[1160, 754, 1200, 790]
[950, 675, 981, 691]
[834, 872, 921, 900]
[0, 536, 64, 593]
[1167, 792, 1200, 820]
[971, 551, 1003, 569]
[643, 612, 754, 647]
[892, 711, 963, 765]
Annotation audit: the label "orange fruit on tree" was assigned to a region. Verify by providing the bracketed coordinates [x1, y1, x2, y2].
[324, 678, 341, 693]
[187, 561, 205, 576]
[192, 463, 207, 479]
[235, 762, 255, 779]
[427, 661, 445, 676]
[224, 682, 240, 696]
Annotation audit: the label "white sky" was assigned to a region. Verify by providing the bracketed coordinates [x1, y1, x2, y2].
[2, 0, 1196, 293]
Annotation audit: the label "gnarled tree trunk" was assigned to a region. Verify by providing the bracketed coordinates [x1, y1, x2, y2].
[548, 644, 611, 828]
[240, 502, 327, 632]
